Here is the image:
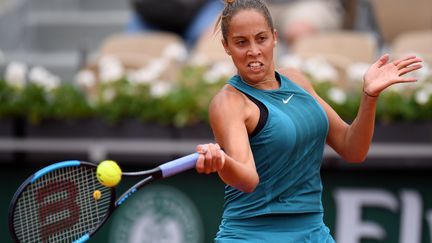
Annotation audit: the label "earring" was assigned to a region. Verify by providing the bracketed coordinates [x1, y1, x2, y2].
[274, 41, 277, 45]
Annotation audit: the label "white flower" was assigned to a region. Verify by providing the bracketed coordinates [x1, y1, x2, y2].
[29, 66, 60, 91]
[415, 90, 430, 105]
[4, 61, 28, 89]
[328, 87, 347, 104]
[279, 54, 303, 70]
[347, 62, 370, 82]
[162, 43, 188, 62]
[128, 68, 156, 86]
[98, 55, 124, 83]
[423, 83, 432, 93]
[43, 75, 61, 92]
[302, 57, 338, 82]
[204, 61, 235, 84]
[75, 70, 96, 89]
[127, 58, 169, 86]
[146, 58, 168, 76]
[102, 88, 116, 103]
[414, 83, 432, 105]
[29, 66, 49, 83]
[189, 53, 209, 66]
[150, 81, 173, 98]
[408, 61, 430, 83]
[127, 70, 145, 86]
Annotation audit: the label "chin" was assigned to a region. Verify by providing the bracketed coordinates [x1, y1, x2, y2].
[248, 72, 268, 82]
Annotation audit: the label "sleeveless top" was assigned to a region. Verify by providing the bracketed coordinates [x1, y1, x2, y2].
[223, 72, 329, 219]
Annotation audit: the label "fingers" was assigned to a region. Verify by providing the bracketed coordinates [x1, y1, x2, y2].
[394, 56, 422, 79]
[196, 153, 205, 173]
[196, 144, 207, 154]
[394, 57, 422, 71]
[195, 143, 225, 174]
[396, 77, 418, 83]
[398, 64, 423, 77]
[392, 55, 419, 67]
[375, 54, 390, 68]
[195, 144, 207, 173]
[389, 67, 421, 87]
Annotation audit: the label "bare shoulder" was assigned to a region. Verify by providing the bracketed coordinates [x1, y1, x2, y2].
[209, 84, 247, 120]
[278, 67, 315, 94]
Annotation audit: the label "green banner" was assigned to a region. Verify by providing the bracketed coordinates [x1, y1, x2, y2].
[322, 169, 432, 243]
[3, 165, 432, 243]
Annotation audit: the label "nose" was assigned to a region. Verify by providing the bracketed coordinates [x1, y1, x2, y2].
[247, 42, 261, 57]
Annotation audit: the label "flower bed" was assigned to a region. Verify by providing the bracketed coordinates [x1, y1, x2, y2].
[1, 55, 431, 130]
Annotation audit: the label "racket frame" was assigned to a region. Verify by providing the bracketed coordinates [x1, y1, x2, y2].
[8, 161, 116, 243]
[8, 152, 199, 243]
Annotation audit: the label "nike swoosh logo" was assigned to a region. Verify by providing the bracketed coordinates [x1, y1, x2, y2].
[282, 94, 294, 104]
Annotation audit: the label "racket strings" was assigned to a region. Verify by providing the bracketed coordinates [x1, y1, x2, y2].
[13, 166, 112, 243]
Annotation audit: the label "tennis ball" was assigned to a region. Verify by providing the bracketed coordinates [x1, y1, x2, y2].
[96, 160, 122, 187]
[93, 190, 102, 200]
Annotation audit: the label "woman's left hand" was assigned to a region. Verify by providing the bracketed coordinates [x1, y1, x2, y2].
[363, 54, 423, 97]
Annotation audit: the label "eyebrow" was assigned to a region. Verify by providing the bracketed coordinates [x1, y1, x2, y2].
[231, 30, 269, 39]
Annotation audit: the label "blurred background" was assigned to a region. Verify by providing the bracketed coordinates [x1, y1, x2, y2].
[0, 0, 431, 242]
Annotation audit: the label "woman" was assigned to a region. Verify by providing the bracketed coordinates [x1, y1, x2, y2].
[194, 0, 422, 242]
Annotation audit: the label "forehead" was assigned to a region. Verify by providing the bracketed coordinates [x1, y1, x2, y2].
[228, 9, 271, 37]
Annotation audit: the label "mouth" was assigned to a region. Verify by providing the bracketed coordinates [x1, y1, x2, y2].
[247, 61, 264, 72]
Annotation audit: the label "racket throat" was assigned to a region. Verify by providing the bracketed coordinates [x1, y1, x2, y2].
[122, 168, 162, 179]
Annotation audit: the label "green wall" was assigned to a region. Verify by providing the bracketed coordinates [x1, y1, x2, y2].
[3, 164, 432, 243]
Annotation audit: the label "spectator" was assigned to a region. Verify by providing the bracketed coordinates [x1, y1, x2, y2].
[269, 0, 344, 47]
[127, 0, 224, 48]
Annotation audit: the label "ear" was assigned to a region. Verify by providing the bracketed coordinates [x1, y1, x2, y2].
[222, 39, 230, 55]
[273, 29, 279, 46]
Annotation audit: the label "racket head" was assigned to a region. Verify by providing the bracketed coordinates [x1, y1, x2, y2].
[8, 161, 115, 243]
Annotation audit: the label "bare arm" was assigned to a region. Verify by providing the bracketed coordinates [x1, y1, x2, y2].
[195, 85, 259, 192]
[279, 55, 422, 162]
[316, 88, 377, 162]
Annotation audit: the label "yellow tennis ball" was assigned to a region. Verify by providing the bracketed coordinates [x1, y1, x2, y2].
[96, 160, 122, 187]
[93, 190, 102, 200]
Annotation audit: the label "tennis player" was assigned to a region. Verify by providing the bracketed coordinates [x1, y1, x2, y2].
[195, 0, 423, 242]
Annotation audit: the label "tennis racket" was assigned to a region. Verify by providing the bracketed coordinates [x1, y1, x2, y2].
[8, 152, 199, 243]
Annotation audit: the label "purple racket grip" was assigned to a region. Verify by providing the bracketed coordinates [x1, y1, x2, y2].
[159, 153, 199, 178]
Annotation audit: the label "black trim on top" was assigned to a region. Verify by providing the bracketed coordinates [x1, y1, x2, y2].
[242, 92, 268, 139]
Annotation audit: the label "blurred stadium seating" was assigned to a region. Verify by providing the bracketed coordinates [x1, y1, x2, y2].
[0, 0, 129, 80]
[370, 0, 432, 46]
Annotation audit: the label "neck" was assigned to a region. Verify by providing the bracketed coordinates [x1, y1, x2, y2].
[243, 77, 280, 90]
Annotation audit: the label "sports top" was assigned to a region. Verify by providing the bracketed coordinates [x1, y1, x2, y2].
[222, 72, 329, 219]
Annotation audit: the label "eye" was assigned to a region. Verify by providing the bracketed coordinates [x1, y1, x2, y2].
[258, 36, 267, 42]
[236, 40, 246, 46]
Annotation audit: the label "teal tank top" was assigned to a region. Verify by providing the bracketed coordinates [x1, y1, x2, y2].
[223, 72, 329, 219]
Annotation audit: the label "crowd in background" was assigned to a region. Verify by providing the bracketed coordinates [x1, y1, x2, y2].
[127, 0, 357, 51]
[0, 0, 431, 125]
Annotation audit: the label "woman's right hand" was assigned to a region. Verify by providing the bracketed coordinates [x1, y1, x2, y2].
[196, 143, 226, 174]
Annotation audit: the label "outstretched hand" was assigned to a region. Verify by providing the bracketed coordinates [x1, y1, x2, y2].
[363, 54, 423, 97]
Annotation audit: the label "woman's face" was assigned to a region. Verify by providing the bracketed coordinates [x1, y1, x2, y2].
[223, 9, 277, 84]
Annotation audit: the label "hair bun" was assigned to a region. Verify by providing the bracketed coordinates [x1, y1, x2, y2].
[226, 0, 235, 4]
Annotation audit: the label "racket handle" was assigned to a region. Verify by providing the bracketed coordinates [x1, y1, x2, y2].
[159, 153, 199, 178]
